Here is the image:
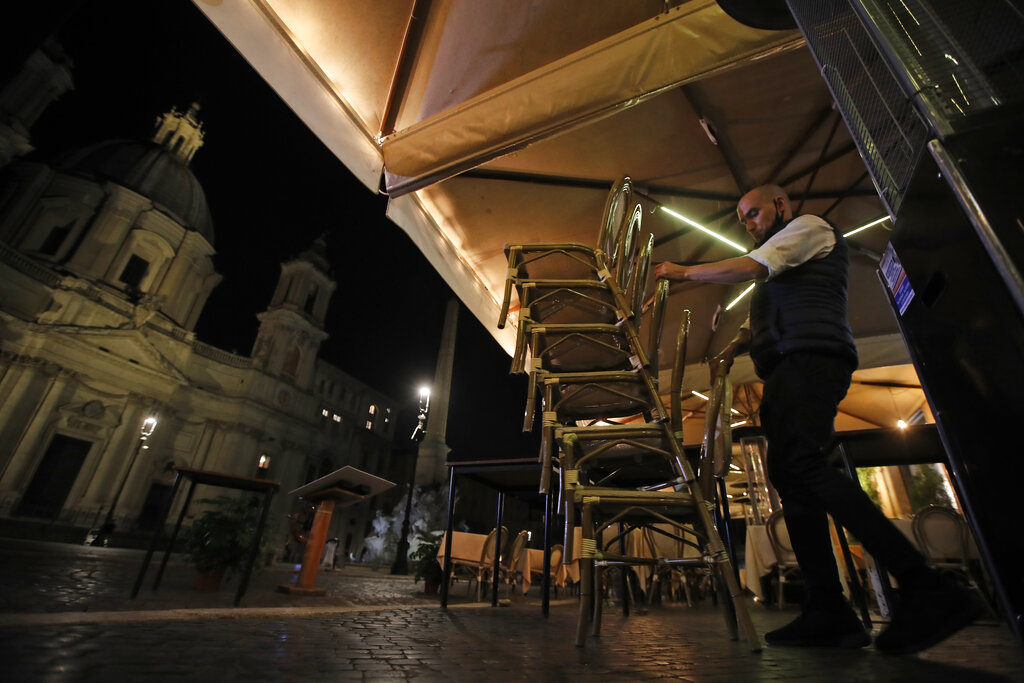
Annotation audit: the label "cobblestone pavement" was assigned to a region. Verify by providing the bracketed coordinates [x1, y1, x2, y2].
[1, 539, 1022, 682]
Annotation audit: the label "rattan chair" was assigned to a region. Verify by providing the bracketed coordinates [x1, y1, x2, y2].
[452, 526, 507, 601]
[765, 509, 802, 607]
[912, 504, 994, 611]
[500, 530, 530, 597]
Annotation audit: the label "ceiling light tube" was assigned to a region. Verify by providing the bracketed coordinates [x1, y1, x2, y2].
[725, 283, 756, 311]
[660, 206, 748, 253]
[843, 216, 889, 238]
[690, 390, 740, 414]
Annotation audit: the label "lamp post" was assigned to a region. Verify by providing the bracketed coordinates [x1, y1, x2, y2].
[92, 415, 158, 546]
[391, 386, 430, 574]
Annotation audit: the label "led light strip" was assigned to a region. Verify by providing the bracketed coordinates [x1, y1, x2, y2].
[690, 390, 740, 415]
[843, 216, 889, 238]
[660, 206, 748, 253]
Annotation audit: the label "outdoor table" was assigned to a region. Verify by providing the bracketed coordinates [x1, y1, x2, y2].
[130, 466, 279, 607]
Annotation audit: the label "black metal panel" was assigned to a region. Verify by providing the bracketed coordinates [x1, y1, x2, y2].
[788, 0, 1024, 645]
[885, 126, 1024, 643]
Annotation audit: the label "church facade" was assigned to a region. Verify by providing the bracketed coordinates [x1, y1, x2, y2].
[0, 46, 399, 556]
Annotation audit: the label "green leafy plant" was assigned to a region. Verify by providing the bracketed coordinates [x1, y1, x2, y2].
[185, 495, 265, 576]
[908, 463, 953, 513]
[410, 533, 444, 585]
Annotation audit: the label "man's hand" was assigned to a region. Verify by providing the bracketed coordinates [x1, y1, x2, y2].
[708, 328, 750, 383]
[710, 346, 737, 381]
[654, 262, 688, 281]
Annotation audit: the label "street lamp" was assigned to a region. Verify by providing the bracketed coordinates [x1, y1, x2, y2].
[256, 453, 271, 479]
[92, 415, 158, 546]
[391, 386, 430, 574]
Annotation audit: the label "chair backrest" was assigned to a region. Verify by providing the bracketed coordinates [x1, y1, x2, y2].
[913, 505, 968, 564]
[550, 544, 564, 571]
[597, 176, 634, 272]
[765, 510, 798, 565]
[506, 530, 529, 569]
[480, 528, 499, 563]
[597, 176, 649, 303]
[496, 525, 511, 560]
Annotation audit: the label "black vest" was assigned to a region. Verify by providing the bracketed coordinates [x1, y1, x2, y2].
[748, 216, 858, 378]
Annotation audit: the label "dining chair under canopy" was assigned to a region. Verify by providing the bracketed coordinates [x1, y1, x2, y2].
[765, 509, 802, 608]
[912, 504, 995, 612]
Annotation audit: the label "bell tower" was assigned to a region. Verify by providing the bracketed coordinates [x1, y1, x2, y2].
[251, 235, 336, 389]
[152, 101, 204, 164]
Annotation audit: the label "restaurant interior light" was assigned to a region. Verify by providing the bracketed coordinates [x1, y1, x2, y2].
[690, 390, 740, 415]
[660, 206, 749, 253]
[897, 419, 908, 429]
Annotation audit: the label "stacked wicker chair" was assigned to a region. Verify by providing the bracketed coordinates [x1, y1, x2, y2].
[498, 177, 760, 651]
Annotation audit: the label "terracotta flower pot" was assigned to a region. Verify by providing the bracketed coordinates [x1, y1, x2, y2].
[423, 580, 439, 595]
[193, 569, 225, 592]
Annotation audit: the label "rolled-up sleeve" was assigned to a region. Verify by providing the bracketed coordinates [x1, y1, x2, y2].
[746, 215, 836, 280]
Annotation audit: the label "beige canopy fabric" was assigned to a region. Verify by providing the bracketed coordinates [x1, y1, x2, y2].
[194, 0, 923, 441]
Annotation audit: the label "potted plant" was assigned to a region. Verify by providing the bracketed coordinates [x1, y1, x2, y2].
[185, 495, 265, 591]
[410, 533, 444, 594]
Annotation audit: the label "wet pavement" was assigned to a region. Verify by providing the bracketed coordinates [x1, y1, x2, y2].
[1, 538, 1022, 681]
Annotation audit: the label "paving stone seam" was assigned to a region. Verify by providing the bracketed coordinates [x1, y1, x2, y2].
[0, 602, 510, 627]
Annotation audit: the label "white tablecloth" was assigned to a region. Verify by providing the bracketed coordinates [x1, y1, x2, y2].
[743, 525, 778, 600]
[437, 531, 488, 567]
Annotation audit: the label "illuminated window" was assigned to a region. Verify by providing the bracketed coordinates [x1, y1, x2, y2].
[332, 413, 341, 423]
[321, 408, 329, 418]
[384, 408, 391, 424]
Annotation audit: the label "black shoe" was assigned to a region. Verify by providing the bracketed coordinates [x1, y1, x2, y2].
[765, 600, 871, 648]
[875, 571, 985, 655]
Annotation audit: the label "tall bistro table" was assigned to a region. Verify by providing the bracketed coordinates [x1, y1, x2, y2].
[130, 465, 280, 607]
[278, 466, 395, 596]
[440, 458, 551, 612]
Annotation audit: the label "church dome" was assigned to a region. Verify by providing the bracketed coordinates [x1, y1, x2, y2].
[55, 139, 215, 245]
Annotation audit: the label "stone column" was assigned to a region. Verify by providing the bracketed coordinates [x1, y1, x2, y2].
[0, 366, 73, 491]
[415, 298, 458, 486]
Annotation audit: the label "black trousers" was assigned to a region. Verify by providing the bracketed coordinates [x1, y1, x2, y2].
[759, 351, 925, 602]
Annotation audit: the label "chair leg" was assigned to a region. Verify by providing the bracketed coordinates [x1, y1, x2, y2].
[576, 503, 595, 647]
[713, 566, 740, 641]
[682, 570, 695, 607]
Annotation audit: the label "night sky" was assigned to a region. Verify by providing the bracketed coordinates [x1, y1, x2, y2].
[12, 1, 538, 460]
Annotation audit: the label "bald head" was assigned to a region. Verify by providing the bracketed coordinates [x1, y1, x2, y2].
[737, 185, 793, 243]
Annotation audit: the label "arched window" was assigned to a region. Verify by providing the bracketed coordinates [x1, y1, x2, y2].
[283, 345, 301, 377]
[304, 285, 318, 314]
[39, 219, 75, 256]
[119, 254, 150, 290]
